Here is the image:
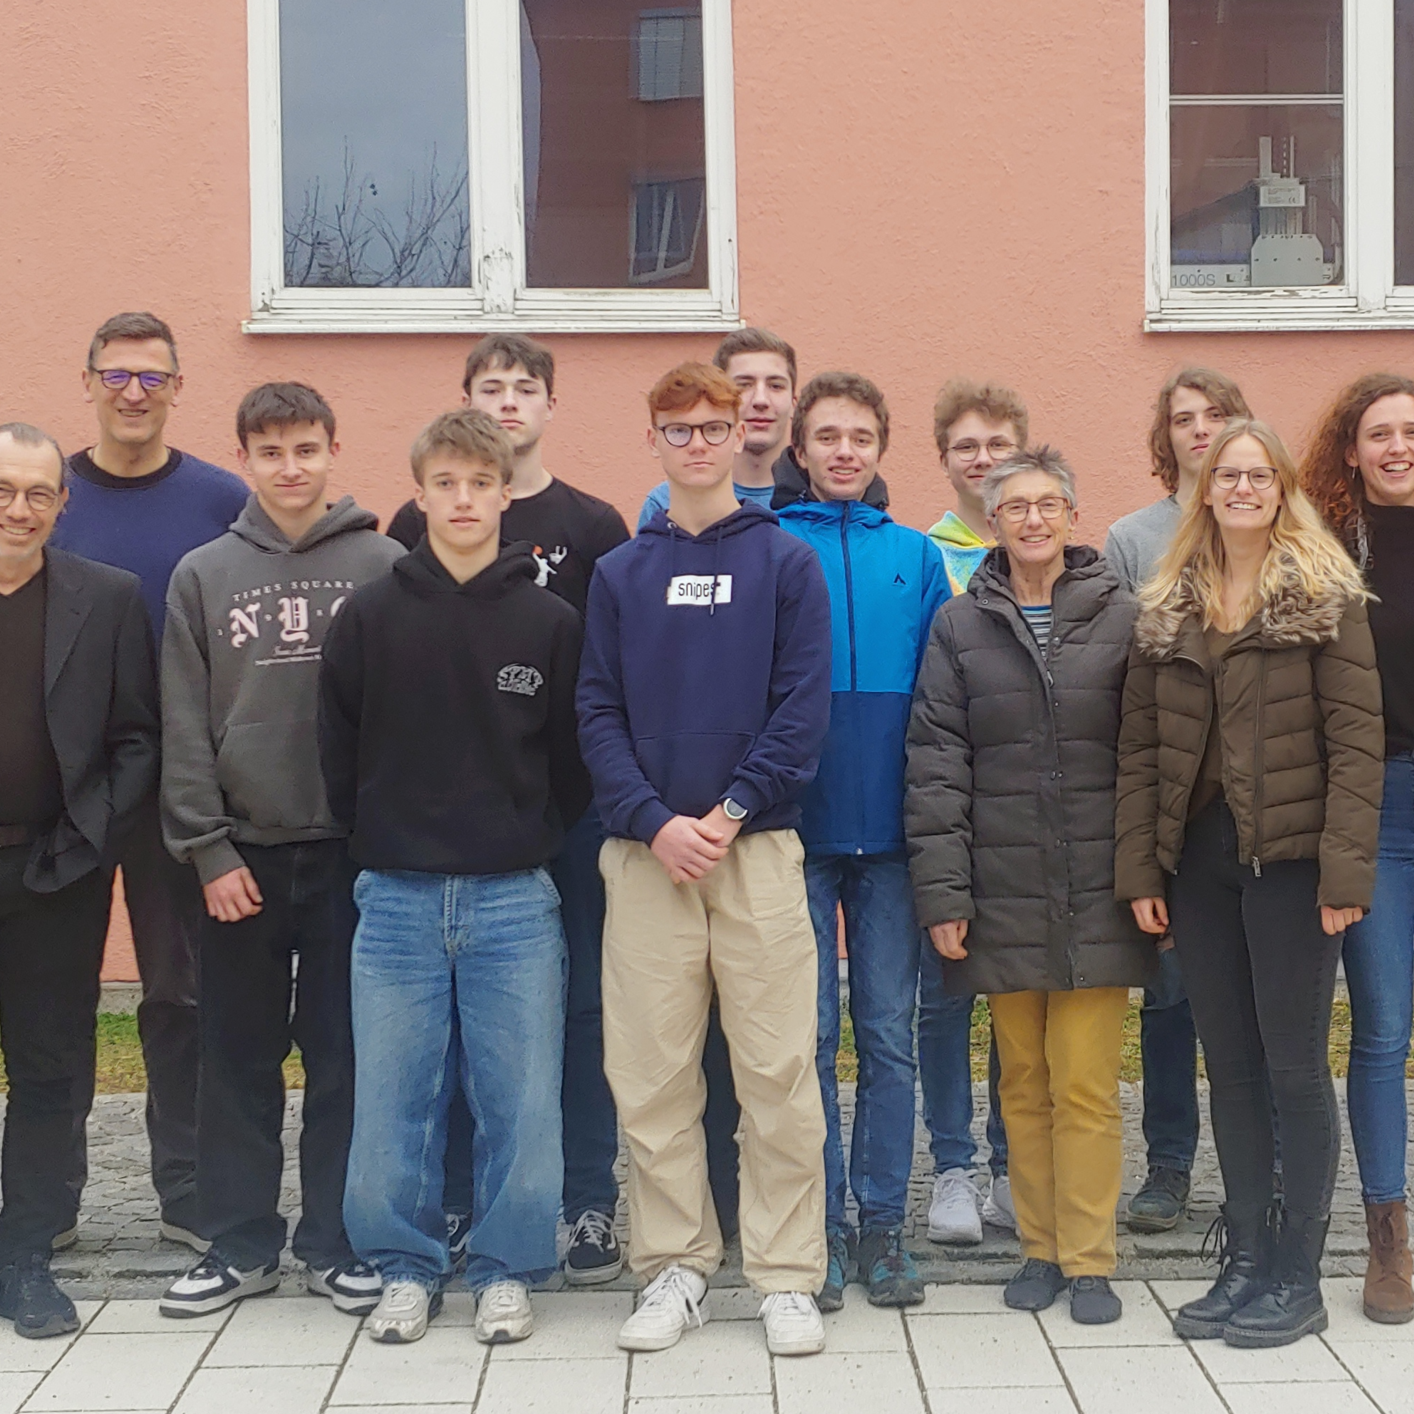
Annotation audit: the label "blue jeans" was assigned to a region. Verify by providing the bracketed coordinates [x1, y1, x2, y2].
[916, 951, 1008, 1175]
[807, 852, 920, 1234]
[1138, 948, 1200, 1172]
[1344, 755, 1414, 1205]
[344, 868, 567, 1291]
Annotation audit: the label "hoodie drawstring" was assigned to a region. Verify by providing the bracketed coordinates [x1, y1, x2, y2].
[710, 524, 724, 616]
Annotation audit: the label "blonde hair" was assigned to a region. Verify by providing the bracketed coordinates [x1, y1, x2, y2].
[1142, 418, 1367, 628]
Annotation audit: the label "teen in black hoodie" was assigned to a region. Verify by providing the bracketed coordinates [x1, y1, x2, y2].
[319, 410, 586, 1349]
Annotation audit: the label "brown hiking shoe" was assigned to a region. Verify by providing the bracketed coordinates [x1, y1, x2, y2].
[1364, 1200, 1414, 1324]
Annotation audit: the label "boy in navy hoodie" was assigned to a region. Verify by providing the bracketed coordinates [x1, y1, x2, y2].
[578, 363, 832, 1358]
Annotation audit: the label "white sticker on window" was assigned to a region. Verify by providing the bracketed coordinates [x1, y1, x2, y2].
[665, 574, 732, 606]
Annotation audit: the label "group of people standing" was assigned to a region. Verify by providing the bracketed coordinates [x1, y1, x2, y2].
[0, 310, 1409, 1362]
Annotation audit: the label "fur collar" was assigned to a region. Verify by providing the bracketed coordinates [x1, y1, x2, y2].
[1134, 554, 1351, 661]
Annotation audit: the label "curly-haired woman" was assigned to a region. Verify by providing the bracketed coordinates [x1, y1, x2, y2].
[1117, 418, 1383, 1348]
[1303, 375, 1414, 1323]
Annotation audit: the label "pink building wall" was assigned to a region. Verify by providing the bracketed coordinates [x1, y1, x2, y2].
[4, 1, 1413, 979]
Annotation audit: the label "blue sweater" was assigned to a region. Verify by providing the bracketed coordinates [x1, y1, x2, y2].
[52, 450, 248, 638]
[776, 498, 951, 855]
[577, 501, 832, 843]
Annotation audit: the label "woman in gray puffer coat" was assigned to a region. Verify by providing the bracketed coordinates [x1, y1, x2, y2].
[905, 447, 1154, 1327]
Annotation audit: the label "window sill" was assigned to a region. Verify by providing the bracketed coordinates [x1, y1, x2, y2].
[1146, 294, 1414, 332]
[243, 289, 743, 336]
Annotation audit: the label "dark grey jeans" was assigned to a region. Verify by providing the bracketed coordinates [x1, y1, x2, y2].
[1170, 800, 1343, 1221]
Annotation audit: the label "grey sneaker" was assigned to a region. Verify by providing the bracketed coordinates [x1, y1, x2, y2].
[927, 1169, 983, 1245]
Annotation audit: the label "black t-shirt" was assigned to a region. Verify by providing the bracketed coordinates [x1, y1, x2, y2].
[385, 477, 629, 616]
[0, 569, 63, 828]
[1367, 502, 1414, 755]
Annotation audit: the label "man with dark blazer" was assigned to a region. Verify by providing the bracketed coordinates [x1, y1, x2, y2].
[0, 422, 158, 1337]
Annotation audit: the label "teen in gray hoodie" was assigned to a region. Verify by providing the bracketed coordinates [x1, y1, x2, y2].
[157, 384, 401, 1321]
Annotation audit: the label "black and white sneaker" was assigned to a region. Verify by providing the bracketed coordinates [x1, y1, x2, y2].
[308, 1259, 383, 1315]
[564, 1210, 623, 1286]
[446, 1213, 473, 1272]
[159, 1254, 280, 1317]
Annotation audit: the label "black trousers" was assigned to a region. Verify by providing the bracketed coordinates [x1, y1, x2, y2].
[113, 795, 203, 1227]
[0, 845, 109, 1264]
[196, 839, 358, 1270]
[1170, 801, 1342, 1221]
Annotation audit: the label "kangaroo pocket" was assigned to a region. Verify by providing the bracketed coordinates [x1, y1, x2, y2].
[216, 719, 328, 831]
[635, 731, 755, 818]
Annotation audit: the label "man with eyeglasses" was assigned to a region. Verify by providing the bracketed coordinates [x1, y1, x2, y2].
[1103, 368, 1252, 1238]
[774, 372, 948, 1312]
[579, 362, 832, 1357]
[914, 379, 1029, 1250]
[49, 312, 247, 1254]
[0, 423, 157, 1336]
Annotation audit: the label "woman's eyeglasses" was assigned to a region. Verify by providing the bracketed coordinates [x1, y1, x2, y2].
[1211, 465, 1278, 490]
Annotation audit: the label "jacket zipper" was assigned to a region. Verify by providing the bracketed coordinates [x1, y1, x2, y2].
[1250, 655, 1267, 876]
[840, 507, 858, 692]
[838, 505, 863, 851]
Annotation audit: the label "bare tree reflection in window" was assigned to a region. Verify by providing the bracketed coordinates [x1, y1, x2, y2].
[284, 145, 470, 287]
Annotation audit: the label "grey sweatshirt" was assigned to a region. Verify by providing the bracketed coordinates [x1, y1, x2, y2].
[161, 495, 404, 884]
[1103, 494, 1183, 592]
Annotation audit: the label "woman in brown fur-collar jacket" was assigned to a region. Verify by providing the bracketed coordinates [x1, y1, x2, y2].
[1116, 418, 1383, 1351]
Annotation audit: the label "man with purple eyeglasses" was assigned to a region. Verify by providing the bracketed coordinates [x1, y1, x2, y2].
[50, 312, 247, 1253]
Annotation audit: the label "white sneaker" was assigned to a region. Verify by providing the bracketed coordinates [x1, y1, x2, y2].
[475, 1280, 533, 1344]
[366, 1280, 441, 1343]
[982, 1174, 1018, 1233]
[759, 1291, 825, 1356]
[927, 1168, 983, 1245]
[617, 1264, 708, 1352]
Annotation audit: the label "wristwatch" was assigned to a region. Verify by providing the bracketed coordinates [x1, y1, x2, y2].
[722, 797, 749, 822]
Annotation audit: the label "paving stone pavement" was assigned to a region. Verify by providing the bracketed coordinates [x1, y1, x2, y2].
[47, 1077, 1398, 1300]
[8, 1279, 1414, 1414]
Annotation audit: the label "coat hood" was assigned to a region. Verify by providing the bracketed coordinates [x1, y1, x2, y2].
[636, 497, 779, 542]
[928, 510, 989, 551]
[229, 493, 380, 554]
[769, 445, 890, 511]
[1134, 554, 1357, 662]
[392, 536, 540, 599]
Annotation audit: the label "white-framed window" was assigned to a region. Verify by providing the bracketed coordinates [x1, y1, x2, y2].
[246, 0, 738, 334]
[1146, 0, 1414, 330]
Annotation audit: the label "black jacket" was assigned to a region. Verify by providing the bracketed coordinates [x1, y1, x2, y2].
[905, 546, 1153, 994]
[318, 540, 590, 875]
[30, 549, 159, 892]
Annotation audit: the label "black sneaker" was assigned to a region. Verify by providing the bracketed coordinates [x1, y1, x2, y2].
[1004, 1259, 1067, 1312]
[0, 1254, 79, 1339]
[1126, 1166, 1190, 1233]
[563, 1210, 624, 1286]
[818, 1229, 857, 1313]
[857, 1227, 925, 1308]
[1070, 1276, 1123, 1324]
[159, 1254, 280, 1317]
[446, 1213, 473, 1273]
[307, 1258, 383, 1315]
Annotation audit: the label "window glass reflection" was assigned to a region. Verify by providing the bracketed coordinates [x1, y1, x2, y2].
[1170, 0, 1341, 96]
[523, 0, 708, 288]
[281, 0, 470, 288]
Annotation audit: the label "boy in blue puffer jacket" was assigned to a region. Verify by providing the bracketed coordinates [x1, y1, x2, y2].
[774, 373, 950, 1312]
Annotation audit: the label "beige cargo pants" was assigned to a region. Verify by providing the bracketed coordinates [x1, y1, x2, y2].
[600, 829, 826, 1294]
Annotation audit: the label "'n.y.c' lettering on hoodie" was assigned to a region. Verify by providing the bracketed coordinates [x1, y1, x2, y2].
[577, 501, 833, 844]
[160, 494, 403, 884]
